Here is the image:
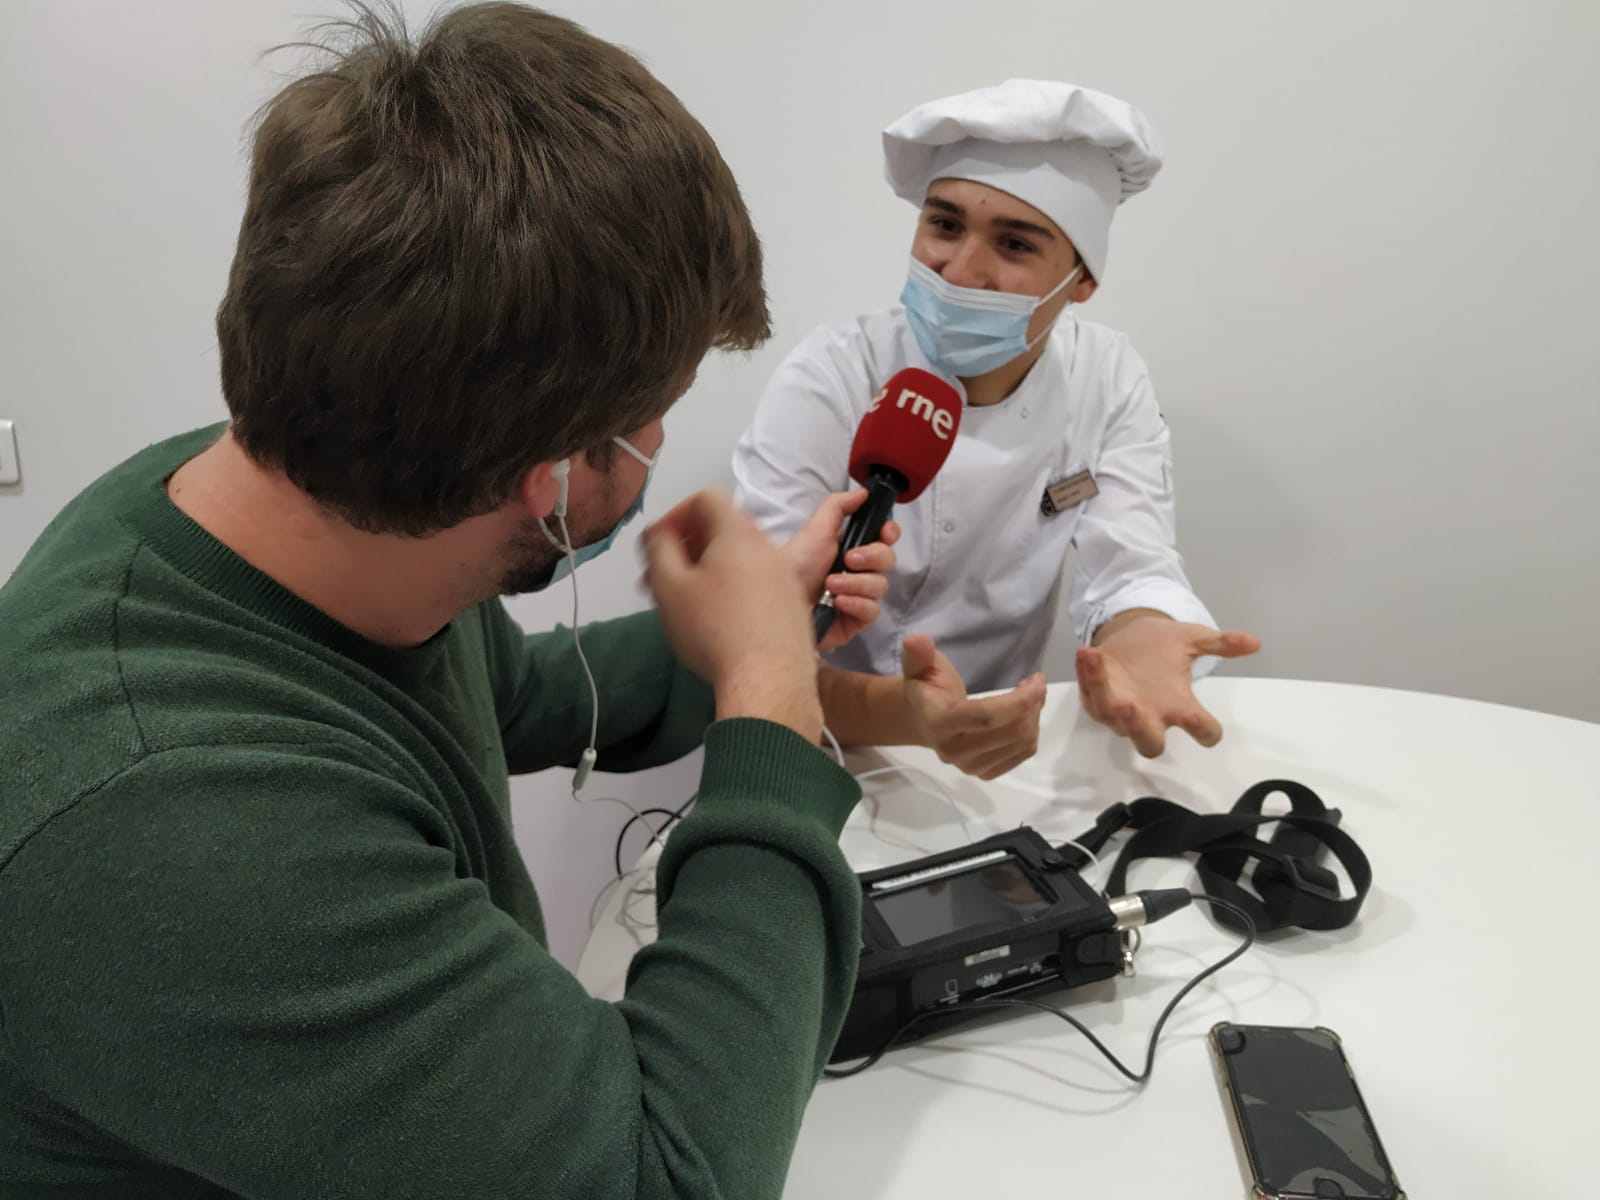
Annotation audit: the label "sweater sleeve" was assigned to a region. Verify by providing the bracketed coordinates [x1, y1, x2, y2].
[0, 725, 860, 1200]
[481, 602, 715, 775]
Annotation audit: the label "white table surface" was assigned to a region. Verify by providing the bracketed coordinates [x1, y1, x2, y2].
[576, 677, 1600, 1196]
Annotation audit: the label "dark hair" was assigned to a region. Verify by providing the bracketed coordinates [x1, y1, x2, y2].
[217, 2, 769, 535]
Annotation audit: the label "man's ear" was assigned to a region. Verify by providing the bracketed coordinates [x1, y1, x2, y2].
[1071, 269, 1099, 305]
[521, 459, 570, 520]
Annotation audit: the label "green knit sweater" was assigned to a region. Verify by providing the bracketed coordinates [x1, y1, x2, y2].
[0, 427, 862, 1199]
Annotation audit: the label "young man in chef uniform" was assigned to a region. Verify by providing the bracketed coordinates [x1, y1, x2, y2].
[734, 80, 1261, 779]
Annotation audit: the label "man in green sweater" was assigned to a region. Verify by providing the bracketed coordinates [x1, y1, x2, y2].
[0, 6, 899, 1197]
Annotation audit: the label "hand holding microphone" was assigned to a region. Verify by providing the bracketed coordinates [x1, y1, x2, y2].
[812, 368, 963, 643]
[783, 491, 901, 652]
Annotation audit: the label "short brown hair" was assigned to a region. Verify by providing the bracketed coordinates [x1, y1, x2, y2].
[217, 2, 769, 535]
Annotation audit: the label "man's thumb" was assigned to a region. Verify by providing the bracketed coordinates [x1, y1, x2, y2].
[642, 524, 690, 596]
[901, 634, 942, 682]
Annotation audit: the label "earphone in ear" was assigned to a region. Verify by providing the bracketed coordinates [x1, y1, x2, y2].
[551, 458, 572, 520]
[546, 454, 595, 787]
[540, 452, 660, 840]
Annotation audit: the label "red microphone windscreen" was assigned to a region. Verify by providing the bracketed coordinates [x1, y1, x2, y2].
[847, 368, 962, 502]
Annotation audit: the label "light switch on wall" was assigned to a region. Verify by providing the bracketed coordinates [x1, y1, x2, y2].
[0, 420, 19, 486]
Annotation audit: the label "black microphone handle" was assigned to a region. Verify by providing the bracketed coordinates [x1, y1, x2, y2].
[812, 466, 906, 644]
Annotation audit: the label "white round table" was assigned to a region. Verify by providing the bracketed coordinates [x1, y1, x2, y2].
[577, 678, 1600, 1196]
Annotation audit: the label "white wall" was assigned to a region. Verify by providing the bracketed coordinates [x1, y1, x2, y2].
[4, 0, 1597, 965]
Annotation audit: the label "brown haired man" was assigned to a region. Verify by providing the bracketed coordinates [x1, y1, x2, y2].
[0, 6, 892, 1197]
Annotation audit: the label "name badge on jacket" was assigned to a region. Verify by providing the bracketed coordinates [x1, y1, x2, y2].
[1041, 469, 1098, 516]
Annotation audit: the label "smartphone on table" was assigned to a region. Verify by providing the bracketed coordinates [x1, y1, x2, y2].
[1209, 1023, 1404, 1200]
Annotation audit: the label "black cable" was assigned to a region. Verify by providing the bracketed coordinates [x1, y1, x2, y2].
[823, 894, 1256, 1081]
[613, 807, 682, 877]
[612, 787, 701, 878]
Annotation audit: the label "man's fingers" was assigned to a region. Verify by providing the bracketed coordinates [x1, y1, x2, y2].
[938, 720, 1033, 762]
[1077, 673, 1096, 719]
[1194, 628, 1262, 659]
[650, 489, 741, 560]
[805, 488, 864, 533]
[878, 519, 902, 548]
[789, 490, 853, 562]
[933, 676, 1043, 751]
[641, 519, 692, 595]
[670, 488, 739, 526]
[941, 728, 1035, 775]
[971, 747, 1036, 781]
[833, 487, 869, 517]
[943, 685, 1041, 736]
[825, 569, 889, 601]
[900, 633, 941, 682]
[1075, 646, 1116, 720]
[1102, 697, 1131, 737]
[1019, 673, 1048, 720]
[841, 541, 894, 574]
[966, 725, 1042, 778]
[827, 594, 880, 627]
[826, 570, 888, 601]
[644, 503, 696, 553]
[1176, 705, 1224, 748]
[1116, 699, 1167, 758]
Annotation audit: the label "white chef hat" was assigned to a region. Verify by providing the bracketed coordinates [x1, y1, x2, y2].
[883, 80, 1163, 282]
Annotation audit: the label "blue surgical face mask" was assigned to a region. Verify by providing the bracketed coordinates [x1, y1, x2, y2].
[900, 256, 1081, 378]
[536, 434, 660, 585]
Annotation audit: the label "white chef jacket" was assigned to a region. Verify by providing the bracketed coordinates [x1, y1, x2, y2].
[732, 307, 1214, 693]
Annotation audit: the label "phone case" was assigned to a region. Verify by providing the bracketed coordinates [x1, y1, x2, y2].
[1208, 1023, 1405, 1200]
